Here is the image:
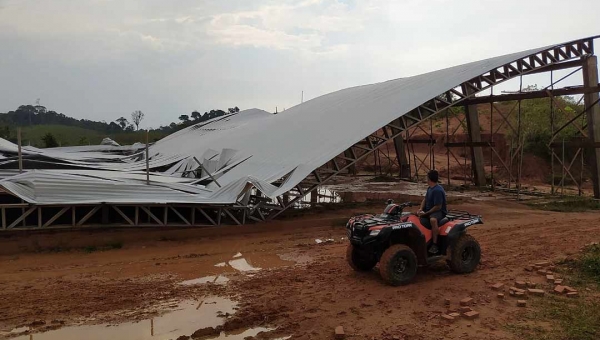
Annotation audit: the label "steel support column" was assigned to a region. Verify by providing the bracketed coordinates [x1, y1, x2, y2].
[583, 55, 600, 198]
[463, 87, 487, 186]
[391, 119, 410, 178]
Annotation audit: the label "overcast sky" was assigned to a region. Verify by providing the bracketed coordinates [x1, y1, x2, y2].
[1, 0, 599, 128]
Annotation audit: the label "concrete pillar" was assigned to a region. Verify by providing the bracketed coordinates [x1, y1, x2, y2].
[464, 88, 487, 187]
[391, 119, 410, 178]
[583, 55, 600, 198]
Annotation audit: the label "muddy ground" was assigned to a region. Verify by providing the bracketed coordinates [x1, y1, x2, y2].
[0, 197, 598, 339]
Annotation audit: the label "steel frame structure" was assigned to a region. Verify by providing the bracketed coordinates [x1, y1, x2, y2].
[389, 42, 600, 199]
[1, 37, 598, 229]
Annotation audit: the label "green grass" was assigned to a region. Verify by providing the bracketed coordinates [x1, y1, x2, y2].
[9, 125, 168, 147]
[526, 197, 600, 212]
[506, 244, 600, 340]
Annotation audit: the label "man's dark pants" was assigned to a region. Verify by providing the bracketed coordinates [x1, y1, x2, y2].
[420, 211, 445, 230]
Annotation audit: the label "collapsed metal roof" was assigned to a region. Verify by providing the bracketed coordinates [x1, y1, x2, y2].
[0, 37, 596, 209]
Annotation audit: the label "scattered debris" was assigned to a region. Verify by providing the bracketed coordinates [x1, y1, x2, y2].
[441, 314, 455, 322]
[527, 289, 545, 296]
[459, 298, 473, 306]
[459, 306, 472, 313]
[491, 283, 504, 291]
[463, 311, 480, 319]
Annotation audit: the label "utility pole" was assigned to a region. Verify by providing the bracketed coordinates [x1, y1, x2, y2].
[17, 127, 23, 173]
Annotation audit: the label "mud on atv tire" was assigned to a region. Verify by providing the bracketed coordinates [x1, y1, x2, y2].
[448, 233, 481, 274]
[379, 244, 418, 286]
[346, 244, 377, 271]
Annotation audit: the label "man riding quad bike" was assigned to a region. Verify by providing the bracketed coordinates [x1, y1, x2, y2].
[345, 200, 482, 286]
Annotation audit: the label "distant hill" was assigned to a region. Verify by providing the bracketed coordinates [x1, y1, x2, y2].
[0, 104, 240, 148]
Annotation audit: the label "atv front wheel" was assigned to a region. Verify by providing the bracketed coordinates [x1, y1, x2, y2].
[379, 244, 418, 286]
[346, 244, 377, 271]
[448, 234, 481, 274]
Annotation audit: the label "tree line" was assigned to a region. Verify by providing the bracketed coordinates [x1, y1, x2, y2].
[0, 104, 241, 146]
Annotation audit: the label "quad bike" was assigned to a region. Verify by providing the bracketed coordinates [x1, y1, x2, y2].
[345, 200, 483, 286]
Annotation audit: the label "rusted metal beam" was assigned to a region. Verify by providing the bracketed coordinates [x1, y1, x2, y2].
[462, 85, 600, 106]
[444, 142, 496, 148]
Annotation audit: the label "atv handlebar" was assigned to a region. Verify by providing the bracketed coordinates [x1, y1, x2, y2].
[386, 199, 416, 208]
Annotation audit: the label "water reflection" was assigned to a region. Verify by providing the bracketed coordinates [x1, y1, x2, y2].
[179, 275, 229, 286]
[11, 297, 236, 340]
[247, 187, 342, 210]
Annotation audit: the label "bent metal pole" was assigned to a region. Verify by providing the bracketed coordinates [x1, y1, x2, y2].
[146, 130, 150, 185]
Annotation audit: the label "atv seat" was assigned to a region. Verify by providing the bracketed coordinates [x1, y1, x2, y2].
[420, 216, 449, 230]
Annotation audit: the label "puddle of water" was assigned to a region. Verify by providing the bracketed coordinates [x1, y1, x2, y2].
[232, 252, 242, 258]
[10, 326, 30, 334]
[179, 275, 229, 286]
[12, 297, 236, 340]
[228, 258, 260, 272]
[214, 262, 227, 267]
[212, 327, 272, 339]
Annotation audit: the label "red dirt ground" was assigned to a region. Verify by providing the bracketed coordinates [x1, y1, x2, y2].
[1, 195, 599, 339]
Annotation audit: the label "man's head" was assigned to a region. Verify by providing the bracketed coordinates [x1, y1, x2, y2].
[427, 170, 439, 187]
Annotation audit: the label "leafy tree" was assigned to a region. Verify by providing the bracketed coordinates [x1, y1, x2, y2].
[116, 117, 129, 130]
[131, 110, 144, 130]
[0, 125, 9, 139]
[78, 137, 88, 145]
[228, 107, 240, 114]
[42, 133, 59, 148]
[179, 114, 190, 123]
[191, 111, 201, 120]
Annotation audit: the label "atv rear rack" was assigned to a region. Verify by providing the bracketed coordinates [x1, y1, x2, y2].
[446, 210, 480, 220]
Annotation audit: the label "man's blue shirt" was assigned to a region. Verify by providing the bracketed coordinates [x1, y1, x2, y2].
[424, 184, 447, 215]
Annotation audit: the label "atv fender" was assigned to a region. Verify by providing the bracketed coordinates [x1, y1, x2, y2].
[386, 224, 428, 266]
[446, 217, 483, 249]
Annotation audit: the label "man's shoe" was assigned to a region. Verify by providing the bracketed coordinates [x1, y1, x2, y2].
[428, 244, 439, 254]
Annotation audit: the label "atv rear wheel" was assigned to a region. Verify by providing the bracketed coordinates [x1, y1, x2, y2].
[448, 234, 481, 274]
[346, 244, 377, 271]
[379, 244, 418, 286]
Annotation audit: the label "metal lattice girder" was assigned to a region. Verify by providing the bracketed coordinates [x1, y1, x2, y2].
[269, 37, 597, 218]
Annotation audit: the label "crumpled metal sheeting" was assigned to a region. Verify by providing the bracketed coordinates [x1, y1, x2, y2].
[0, 170, 280, 205]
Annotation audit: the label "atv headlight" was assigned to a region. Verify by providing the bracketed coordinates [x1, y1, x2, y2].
[369, 229, 381, 236]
